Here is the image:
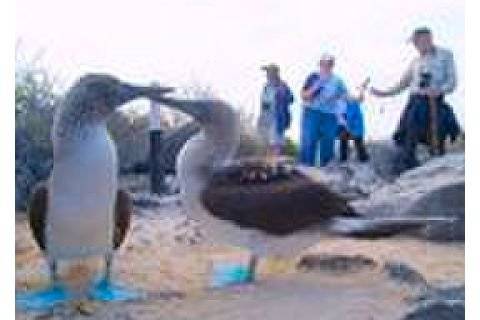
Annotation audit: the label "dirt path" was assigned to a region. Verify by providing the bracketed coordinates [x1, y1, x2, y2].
[16, 211, 464, 320]
[22, 273, 407, 320]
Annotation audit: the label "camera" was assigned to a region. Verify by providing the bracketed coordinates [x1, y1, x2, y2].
[419, 71, 432, 89]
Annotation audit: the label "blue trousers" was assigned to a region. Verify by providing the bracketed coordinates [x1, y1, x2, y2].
[300, 108, 338, 167]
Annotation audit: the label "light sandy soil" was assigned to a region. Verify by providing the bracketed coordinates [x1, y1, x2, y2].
[16, 204, 464, 320]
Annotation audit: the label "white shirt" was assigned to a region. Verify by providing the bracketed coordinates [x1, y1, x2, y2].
[386, 46, 457, 96]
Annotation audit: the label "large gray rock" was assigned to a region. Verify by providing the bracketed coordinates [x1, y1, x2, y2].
[297, 162, 384, 201]
[351, 153, 464, 216]
[349, 153, 464, 241]
[405, 285, 465, 320]
[297, 140, 411, 201]
[404, 302, 464, 320]
[307, 144, 465, 241]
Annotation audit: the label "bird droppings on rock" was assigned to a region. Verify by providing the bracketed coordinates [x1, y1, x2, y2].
[202, 161, 357, 235]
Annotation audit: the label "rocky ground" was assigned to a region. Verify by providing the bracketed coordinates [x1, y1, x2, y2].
[15, 141, 465, 320]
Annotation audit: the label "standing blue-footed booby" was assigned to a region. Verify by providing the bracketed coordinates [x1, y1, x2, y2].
[144, 96, 240, 211]
[147, 96, 356, 287]
[17, 74, 174, 310]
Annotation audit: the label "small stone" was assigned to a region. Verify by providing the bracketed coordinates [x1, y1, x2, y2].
[297, 254, 377, 273]
[73, 300, 97, 316]
[384, 261, 427, 287]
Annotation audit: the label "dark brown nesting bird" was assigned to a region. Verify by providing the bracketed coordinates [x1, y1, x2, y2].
[202, 160, 356, 235]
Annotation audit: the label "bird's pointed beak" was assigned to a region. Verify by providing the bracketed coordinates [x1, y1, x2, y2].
[115, 83, 175, 106]
[144, 95, 213, 122]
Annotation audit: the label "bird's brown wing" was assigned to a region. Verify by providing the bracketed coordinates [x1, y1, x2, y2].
[27, 182, 48, 251]
[113, 189, 133, 250]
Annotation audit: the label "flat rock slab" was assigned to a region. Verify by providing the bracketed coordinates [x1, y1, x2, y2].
[328, 217, 428, 239]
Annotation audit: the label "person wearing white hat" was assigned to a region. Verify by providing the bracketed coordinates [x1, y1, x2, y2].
[299, 53, 348, 166]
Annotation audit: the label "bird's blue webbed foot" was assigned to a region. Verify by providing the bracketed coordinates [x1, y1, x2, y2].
[16, 283, 72, 311]
[88, 277, 142, 302]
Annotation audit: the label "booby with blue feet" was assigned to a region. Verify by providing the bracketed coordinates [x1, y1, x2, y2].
[17, 74, 174, 310]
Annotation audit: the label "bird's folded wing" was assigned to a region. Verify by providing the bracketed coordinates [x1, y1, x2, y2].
[27, 182, 48, 251]
[114, 189, 133, 250]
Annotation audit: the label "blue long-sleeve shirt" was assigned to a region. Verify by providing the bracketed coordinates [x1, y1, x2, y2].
[302, 73, 347, 114]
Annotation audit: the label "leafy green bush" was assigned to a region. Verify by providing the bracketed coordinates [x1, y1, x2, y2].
[15, 52, 58, 210]
[284, 137, 299, 158]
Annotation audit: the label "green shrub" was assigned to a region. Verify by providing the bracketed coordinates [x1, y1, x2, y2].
[284, 137, 299, 158]
[15, 52, 58, 210]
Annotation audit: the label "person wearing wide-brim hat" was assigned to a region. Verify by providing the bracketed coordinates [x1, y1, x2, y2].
[257, 63, 294, 159]
[299, 53, 349, 167]
[370, 27, 461, 171]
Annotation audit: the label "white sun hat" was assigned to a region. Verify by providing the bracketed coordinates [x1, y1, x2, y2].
[319, 52, 335, 63]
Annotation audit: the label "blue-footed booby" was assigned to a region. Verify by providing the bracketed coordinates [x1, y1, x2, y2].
[147, 96, 357, 286]
[17, 74, 174, 310]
